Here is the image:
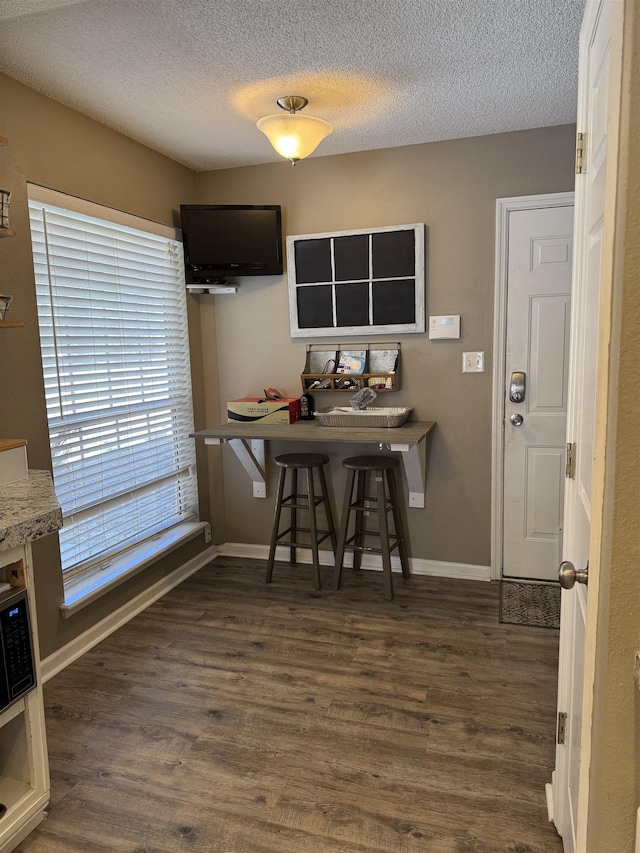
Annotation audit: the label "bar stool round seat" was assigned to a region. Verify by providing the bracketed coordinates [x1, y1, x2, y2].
[266, 453, 337, 590]
[333, 454, 410, 600]
[275, 453, 329, 469]
[342, 455, 399, 472]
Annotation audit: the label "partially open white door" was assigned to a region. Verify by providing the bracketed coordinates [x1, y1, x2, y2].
[550, 0, 624, 848]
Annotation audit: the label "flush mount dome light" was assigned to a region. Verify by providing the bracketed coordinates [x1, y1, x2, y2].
[257, 96, 332, 164]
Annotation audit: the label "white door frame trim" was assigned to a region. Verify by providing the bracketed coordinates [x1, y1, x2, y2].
[491, 192, 575, 581]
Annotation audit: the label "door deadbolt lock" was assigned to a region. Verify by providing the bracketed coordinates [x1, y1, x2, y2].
[509, 371, 526, 403]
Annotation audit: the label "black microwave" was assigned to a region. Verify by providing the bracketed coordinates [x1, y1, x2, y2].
[0, 588, 36, 712]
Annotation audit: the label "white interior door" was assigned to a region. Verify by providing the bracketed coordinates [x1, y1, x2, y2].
[502, 205, 573, 581]
[551, 0, 619, 848]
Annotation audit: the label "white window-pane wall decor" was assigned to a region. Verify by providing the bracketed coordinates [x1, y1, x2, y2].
[28, 185, 198, 578]
[286, 223, 426, 338]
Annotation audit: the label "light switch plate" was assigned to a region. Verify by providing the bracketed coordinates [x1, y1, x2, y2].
[429, 314, 461, 339]
[463, 351, 484, 373]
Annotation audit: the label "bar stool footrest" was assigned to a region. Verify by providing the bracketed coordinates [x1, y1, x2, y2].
[276, 531, 333, 547]
[275, 540, 332, 552]
[345, 536, 402, 555]
[282, 495, 329, 510]
[350, 498, 394, 513]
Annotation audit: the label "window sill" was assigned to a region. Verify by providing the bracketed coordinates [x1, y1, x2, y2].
[60, 521, 207, 617]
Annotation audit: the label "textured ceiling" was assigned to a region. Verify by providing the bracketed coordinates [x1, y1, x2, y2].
[0, 0, 584, 171]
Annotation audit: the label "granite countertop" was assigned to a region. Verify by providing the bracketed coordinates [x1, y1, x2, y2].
[0, 470, 63, 552]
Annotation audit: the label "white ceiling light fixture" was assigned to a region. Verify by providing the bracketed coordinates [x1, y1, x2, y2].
[257, 96, 332, 164]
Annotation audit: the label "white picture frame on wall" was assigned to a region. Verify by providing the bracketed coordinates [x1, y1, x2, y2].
[286, 223, 426, 338]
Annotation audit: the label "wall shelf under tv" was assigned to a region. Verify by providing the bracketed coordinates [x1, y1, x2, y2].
[186, 282, 238, 295]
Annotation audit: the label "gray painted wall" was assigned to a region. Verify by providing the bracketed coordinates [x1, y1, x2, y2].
[0, 73, 208, 658]
[0, 68, 576, 656]
[196, 125, 577, 568]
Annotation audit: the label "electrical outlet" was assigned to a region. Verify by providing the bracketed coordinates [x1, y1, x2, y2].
[462, 351, 484, 373]
[204, 523, 212, 543]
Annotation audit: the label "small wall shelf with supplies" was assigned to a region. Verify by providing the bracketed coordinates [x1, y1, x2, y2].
[0, 297, 21, 327]
[0, 136, 15, 237]
[301, 342, 399, 393]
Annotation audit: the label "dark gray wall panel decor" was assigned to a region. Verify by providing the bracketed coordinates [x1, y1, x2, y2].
[287, 223, 426, 337]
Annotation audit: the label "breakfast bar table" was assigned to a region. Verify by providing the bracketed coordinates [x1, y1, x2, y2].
[191, 420, 436, 508]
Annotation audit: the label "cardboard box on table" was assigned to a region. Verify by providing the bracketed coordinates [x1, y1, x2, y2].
[227, 397, 301, 425]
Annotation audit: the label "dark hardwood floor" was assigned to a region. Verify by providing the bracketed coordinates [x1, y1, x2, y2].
[18, 557, 563, 852]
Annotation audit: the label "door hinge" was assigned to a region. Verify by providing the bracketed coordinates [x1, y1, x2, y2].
[566, 442, 576, 479]
[576, 132, 585, 174]
[557, 711, 567, 745]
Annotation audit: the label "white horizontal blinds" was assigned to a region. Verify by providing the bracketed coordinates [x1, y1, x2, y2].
[28, 189, 198, 576]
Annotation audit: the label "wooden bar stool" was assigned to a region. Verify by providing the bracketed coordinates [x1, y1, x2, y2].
[266, 453, 337, 590]
[332, 455, 410, 600]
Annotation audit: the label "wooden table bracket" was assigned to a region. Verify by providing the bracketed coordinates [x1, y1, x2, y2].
[203, 437, 267, 498]
[387, 442, 425, 508]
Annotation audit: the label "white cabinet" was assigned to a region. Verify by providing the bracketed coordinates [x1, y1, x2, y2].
[0, 544, 50, 853]
[0, 472, 62, 853]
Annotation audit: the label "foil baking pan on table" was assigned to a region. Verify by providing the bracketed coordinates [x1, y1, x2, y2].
[314, 407, 412, 428]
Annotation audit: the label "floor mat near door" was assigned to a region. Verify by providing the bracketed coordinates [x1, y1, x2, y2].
[499, 579, 561, 629]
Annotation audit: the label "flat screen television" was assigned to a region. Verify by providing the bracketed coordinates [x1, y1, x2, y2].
[180, 204, 283, 285]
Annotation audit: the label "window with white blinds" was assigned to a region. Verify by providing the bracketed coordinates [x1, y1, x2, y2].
[28, 185, 198, 579]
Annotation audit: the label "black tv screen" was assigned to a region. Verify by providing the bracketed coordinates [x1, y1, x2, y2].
[180, 204, 283, 279]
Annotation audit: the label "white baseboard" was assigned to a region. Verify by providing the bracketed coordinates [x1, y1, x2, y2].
[40, 544, 219, 682]
[545, 778, 555, 823]
[219, 542, 490, 582]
